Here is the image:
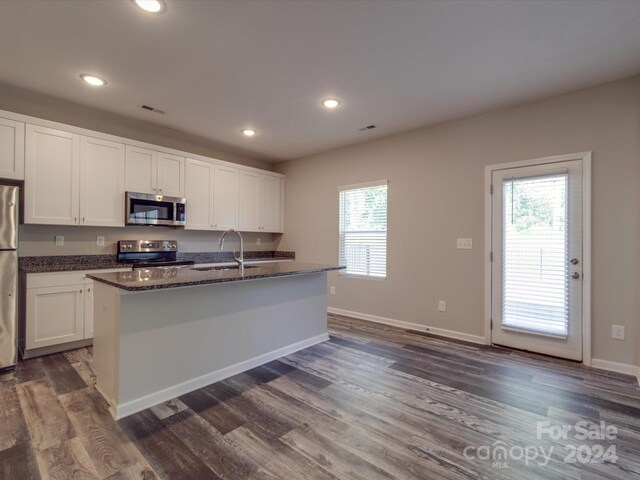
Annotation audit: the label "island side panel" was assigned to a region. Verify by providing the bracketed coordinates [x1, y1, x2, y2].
[93, 282, 122, 415]
[115, 272, 328, 418]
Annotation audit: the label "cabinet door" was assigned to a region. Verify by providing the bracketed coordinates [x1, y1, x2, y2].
[238, 171, 261, 232]
[157, 153, 185, 197]
[213, 165, 239, 230]
[25, 285, 84, 349]
[125, 145, 157, 194]
[185, 159, 214, 230]
[84, 279, 94, 339]
[80, 136, 125, 227]
[261, 176, 282, 233]
[25, 124, 80, 225]
[0, 117, 25, 180]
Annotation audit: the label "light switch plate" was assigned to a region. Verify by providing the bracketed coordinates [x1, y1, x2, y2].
[438, 300, 447, 312]
[612, 325, 625, 340]
[55, 235, 64, 246]
[457, 238, 472, 249]
[330, 286, 336, 295]
[256, 238, 261, 246]
[96, 236, 105, 247]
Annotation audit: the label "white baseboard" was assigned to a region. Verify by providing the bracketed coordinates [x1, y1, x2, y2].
[112, 333, 329, 420]
[591, 358, 640, 378]
[327, 307, 486, 345]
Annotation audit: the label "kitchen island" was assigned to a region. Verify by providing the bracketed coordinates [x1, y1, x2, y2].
[88, 262, 343, 419]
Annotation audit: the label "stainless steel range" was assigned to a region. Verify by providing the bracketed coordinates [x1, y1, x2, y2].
[117, 240, 195, 269]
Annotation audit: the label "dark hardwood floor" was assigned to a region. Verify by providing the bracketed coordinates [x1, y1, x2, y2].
[2, 315, 639, 479]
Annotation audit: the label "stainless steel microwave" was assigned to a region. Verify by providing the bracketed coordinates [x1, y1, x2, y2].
[125, 192, 186, 226]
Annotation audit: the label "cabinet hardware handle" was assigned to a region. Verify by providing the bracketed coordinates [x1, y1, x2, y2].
[87, 288, 91, 292]
[82, 217, 86, 223]
[79, 289, 83, 293]
[74, 217, 78, 223]
[8, 293, 12, 297]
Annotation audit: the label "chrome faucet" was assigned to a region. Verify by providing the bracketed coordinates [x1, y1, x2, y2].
[219, 229, 244, 271]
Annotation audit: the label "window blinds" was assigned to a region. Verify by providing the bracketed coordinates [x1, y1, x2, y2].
[502, 174, 569, 336]
[338, 181, 388, 278]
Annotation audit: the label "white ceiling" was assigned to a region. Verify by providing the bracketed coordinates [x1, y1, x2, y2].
[1, 1, 640, 162]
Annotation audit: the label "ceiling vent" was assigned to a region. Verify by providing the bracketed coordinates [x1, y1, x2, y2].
[358, 124, 377, 131]
[141, 104, 166, 114]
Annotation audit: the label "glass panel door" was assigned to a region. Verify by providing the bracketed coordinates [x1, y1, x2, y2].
[491, 160, 583, 360]
[502, 174, 569, 336]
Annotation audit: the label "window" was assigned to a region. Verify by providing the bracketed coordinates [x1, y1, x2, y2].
[338, 180, 388, 278]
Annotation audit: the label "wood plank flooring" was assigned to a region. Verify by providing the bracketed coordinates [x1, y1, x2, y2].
[1, 314, 639, 479]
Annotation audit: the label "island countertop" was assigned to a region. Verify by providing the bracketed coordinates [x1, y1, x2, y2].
[87, 262, 344, 292]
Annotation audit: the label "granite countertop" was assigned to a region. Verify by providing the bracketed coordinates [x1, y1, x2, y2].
[19, 251, 295, 274]
[87, 262, 344, 292]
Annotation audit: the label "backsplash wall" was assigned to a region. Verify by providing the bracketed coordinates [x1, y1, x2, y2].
[18, 225, 282, 257]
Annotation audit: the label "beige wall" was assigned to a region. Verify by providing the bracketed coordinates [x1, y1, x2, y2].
[18, 224, 281, 257]
[278, 76, 640, 367]
[0, 82, 274, 171]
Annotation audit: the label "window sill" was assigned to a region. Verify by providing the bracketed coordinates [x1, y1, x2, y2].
[339, 272, 386, 281]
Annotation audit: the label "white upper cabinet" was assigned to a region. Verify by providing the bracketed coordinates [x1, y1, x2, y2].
[185, 158, 214, 230]
[238, 171, 261, 231]
[0, 117, 25, 180]
[25, 124, 80, 225]
[125, 145, 156, 195]
[5, 109, 283, 231]
[261, 175, 283, 233]
[213, 165, 239, 230]
[80, 136, 125, 227]
[238, 172, 283, 233]
[157, 152, 185, 197]
[126, 146, 185, 197]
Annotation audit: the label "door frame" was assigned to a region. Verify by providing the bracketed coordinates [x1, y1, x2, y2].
[484, 152, 592, 365]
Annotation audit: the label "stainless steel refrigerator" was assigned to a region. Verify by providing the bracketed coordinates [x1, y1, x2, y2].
[0, 185, 18, 371]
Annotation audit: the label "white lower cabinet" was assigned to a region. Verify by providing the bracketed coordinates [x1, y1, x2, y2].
[25, 269, 130, 354]
[26, 284, 85, 349]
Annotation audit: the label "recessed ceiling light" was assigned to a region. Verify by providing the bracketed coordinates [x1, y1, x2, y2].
[80, 74, 107, 87]
[322, 98, 340, 109]
[133, 0, 165, 13]
[242, 129, 257, 137]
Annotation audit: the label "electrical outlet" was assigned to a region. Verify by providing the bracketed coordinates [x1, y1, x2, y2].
[611, 325, 625, 340]
[96, 236, 105, 247]
[256, 238, 261, 246]
[438, 300, 447, 312]
[55, 235, 64, 246]
[457, 238, 472, 249]
[330, 286, 336, 295]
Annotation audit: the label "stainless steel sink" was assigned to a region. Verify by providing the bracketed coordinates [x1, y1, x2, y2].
[191, 265, 263, 272]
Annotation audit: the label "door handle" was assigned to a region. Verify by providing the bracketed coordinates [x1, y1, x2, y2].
[571, 272, 580, 279]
